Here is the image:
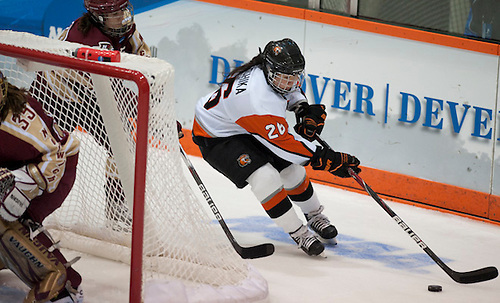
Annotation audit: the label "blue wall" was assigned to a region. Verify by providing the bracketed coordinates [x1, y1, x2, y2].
[0, 0, 174, 36]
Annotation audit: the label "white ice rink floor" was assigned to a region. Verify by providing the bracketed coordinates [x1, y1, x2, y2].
[1, 155, 499, 302]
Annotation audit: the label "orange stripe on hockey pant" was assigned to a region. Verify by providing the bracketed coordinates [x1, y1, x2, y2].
[192, 118, 212, 138]
[286, 176, 311, 196]
[180, 129, 202, 157]
[261, 188, 288, 211]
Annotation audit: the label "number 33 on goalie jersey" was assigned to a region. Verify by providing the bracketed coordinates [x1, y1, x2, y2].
[0, 97, 79, 195]
[193, 66, 318, 165]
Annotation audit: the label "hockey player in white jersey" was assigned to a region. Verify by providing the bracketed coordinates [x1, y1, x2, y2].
[192, 38, 361, 256]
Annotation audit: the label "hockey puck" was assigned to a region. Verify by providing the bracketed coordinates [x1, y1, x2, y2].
[428, 285, 442, 292]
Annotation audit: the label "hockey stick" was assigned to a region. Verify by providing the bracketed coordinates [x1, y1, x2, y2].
[314, 134, 498, 284]
[179, 145, 275, 259]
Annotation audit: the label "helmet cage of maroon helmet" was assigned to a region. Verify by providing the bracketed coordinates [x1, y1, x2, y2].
[84, 0, 134, 37]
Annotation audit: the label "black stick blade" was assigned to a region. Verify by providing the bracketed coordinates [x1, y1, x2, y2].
[451, 266, 498, 284]
[237, 243, 275, 259]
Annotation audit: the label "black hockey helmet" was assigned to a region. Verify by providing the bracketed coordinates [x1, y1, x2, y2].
[262, 38, 305, 94]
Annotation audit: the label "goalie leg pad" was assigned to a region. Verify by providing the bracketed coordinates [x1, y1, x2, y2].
[0, 219, 81, 303]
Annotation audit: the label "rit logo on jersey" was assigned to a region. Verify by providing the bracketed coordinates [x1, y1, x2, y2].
[237, 154, 252, 167]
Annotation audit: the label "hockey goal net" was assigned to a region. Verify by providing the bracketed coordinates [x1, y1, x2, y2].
[0, 30, 268, 303]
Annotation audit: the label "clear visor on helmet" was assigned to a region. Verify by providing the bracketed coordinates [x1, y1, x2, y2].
[93, 5, 134, 37]
[267, 69, 304, 95]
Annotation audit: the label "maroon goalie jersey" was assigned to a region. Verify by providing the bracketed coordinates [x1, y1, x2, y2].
[59, 17, 151, 56]
[0, 96, 80, 222]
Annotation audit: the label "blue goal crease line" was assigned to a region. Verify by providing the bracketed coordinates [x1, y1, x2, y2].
[217, 216, 450, 273]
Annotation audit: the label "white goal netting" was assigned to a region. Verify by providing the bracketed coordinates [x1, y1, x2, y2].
[0, 30, 268, 303]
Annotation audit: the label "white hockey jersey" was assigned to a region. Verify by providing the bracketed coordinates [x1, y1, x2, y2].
[193, 66, 318, 165]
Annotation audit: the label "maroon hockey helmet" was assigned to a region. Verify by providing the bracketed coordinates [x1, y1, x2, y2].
[84, 0, 134, 37]
[84, 0, 128, 14]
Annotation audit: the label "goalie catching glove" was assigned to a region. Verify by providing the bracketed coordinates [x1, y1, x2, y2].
[311, 147, 361, 178]
[0, 166, 43, 222]
[294, 103, 327, 141]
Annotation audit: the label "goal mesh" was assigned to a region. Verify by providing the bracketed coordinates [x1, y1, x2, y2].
[0, 30, 268, 302]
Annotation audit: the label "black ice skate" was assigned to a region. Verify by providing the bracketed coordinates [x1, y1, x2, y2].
[305, 205, 338, 240]
[289, 225, 325, 256]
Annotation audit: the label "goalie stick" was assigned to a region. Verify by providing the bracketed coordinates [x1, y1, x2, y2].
[314, 134, 498, 284]
[179, 145, 275, 259]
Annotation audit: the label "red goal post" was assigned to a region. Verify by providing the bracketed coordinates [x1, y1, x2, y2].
[0, 30, 268, 303]
[0, 32, 151, 303]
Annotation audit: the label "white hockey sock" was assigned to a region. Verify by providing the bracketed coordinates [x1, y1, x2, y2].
[247, 163, 283, 202]
[280, 164, 321, 214]
[294, 192, 321, 215]
[272, 208, 304, 234]
[247, 164, 303, 233]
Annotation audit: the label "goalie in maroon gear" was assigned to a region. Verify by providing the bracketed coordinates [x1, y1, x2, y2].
[62, 0, 150, 55]
[0, 71, 83, 302]
[30, 0, 155, 234]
